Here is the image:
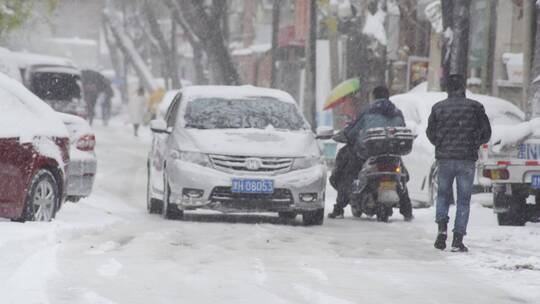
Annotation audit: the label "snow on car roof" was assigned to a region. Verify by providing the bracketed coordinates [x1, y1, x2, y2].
[391, 84, 529, 149]
[181, 85, 297, 104]
[9, 51, 77, 69]
[391, 86, 525, 126]
[0, 72, 67, 140]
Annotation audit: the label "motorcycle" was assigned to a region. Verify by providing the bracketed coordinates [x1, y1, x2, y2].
[350, 127, 414, 222]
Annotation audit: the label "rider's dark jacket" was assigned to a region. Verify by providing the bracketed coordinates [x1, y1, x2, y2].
[345, 98, 406, 160]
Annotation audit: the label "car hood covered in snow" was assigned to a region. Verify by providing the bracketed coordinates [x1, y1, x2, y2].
[175, 128, 320, 158]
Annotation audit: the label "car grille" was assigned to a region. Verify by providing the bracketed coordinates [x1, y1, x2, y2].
[209, 187, 294, 211]
[209, 155, 293, 174]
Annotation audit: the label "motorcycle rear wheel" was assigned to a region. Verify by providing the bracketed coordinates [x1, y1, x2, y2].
[351, 205, 362, 217]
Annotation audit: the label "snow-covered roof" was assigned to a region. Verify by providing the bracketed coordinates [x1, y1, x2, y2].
[47, 37, 98, 47]
[9, 51, 77, 69]
[181, 85, 297, 104]
[0, 72, 67, 140]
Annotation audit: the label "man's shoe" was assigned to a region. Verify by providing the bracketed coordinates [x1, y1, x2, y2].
[434, 222, 447, 250]
[404, 214, 414, 222]
[434, 233, 447, 250]
[328, 208, 344, 219]
[451, 233, 468, 252]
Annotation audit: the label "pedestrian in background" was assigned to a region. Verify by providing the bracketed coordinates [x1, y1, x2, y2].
[426, 74, 491, 252]
[129, 86, 146, 137]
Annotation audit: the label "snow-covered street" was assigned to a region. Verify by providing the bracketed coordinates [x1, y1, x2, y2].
[1, 121, 539, 304]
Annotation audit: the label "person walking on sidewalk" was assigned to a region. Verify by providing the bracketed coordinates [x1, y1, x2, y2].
[426, 74, 491, 252]
[129, 86, 146, 137]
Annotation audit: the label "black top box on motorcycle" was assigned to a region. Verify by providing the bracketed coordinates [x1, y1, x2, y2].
[362, 127, 414, 157]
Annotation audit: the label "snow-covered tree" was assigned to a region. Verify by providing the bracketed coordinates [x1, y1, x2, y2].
[176, 0, 240, 85]
[0, 0, 59, 39]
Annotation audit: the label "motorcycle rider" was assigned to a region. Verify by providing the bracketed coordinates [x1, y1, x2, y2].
[328, 86, 413, 221]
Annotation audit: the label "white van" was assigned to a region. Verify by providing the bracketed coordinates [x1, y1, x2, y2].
[7, 51, 86, 118]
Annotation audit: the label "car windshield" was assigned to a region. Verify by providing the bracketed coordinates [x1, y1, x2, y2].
[183, 97, 309, 131]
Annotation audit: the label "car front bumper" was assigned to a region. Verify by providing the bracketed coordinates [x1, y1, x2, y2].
[166, 160, 326, 213]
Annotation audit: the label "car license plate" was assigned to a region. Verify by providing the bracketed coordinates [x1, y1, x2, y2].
[379, 181, 396, 191]
[231, 179, 274, 194]
[532, 175, 540, 189]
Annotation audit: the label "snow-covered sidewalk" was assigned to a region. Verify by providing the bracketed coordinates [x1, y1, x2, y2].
[0, 119, 538, 304]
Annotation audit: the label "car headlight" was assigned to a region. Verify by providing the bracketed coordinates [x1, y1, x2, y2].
[292, 155, 322, 170]
[170, 150, 211, 167]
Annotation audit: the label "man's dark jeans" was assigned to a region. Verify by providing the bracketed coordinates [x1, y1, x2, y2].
[436, 159, 476, 235]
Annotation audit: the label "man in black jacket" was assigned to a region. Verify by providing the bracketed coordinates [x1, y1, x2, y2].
[426, 74, 491, 252]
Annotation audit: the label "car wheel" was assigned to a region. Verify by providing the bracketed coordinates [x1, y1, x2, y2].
[162, 178, 183, 220]
[302, 208, 324, 226]
[146, 162, 163, 214]
[15, 170, 59, 222]
[496, 193, 527, 226]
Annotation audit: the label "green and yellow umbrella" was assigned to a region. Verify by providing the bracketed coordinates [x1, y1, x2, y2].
[323, 78, 361, 110]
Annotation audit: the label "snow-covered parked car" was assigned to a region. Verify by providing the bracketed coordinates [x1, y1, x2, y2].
[392, 83, 525, 206]
[0, 72, 69, 222]
[58, 113, 97, 202]
[147, 86, 327, 225]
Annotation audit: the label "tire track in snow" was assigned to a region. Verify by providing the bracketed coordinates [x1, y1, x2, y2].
[97, 258, 123, 277]
[293, 283, 355, 304]
[83, 290, 118, 304]
[251, 257, 268, 286]
[299, 263, 329, 283]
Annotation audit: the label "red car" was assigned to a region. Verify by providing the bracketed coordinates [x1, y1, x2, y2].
[0, 72, 69, 222]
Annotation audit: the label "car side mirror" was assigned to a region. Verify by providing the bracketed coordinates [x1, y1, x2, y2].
[150, 119, 171, 134]
[316, 126, 334, 140]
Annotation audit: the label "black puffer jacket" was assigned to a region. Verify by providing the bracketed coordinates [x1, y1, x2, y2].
[426, 91, 492, 161]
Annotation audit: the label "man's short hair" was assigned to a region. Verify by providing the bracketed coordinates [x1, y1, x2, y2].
[447, 74, 465, 93]
[372, 86, 390, 100]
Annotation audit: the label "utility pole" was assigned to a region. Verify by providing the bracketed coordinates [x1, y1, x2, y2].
[327, 3, 340, 129]
[527, 1, 540, 119]
[271, 0, 281, 88]
[523, 0, 534, 117]
[448, 0, 471, 77]
[440, 0, 453, 89]
[304, 0, 317, 131]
